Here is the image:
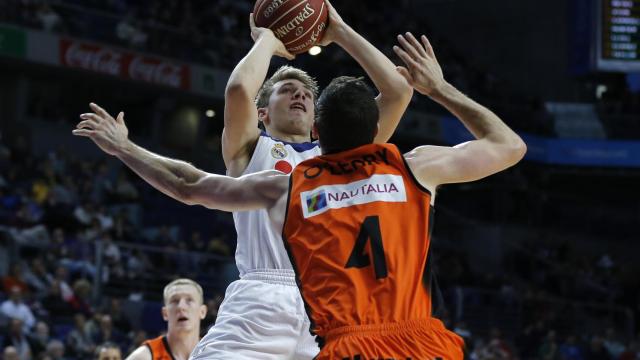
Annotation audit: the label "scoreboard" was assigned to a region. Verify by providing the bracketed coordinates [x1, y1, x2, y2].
[597, 0, 640, 71]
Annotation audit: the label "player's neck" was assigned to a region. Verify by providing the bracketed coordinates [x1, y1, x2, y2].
[266, 128, 311, 144]
[166, 331, 199, 360]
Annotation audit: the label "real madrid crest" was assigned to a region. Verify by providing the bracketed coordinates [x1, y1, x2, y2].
[271, 143, 288, 159]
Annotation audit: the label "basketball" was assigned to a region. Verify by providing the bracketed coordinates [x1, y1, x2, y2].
[253, 0, 329, 54]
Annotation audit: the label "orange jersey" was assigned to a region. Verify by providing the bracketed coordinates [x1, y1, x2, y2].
[143, 335, 174, 360]
[282, 143, 436, 342]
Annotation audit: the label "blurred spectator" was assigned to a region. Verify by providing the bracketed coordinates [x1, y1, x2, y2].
[96, 206, 114, 231]
[114, 172, 139, 202]
[53, 266, 74, 302]
[9, 222, 50, 248]
[190, 230, 206, 253]
[103, 233, 121, 263]
[94, 342, 122, 360]
[23, 257, 54, 299]
[113, 210, 136, 241]
[2, 263, 30, 294]
[69, 279, 93, 316]
[207, 235, 231, 257]
[73, 202, 95, 227]
[126, 248, 150, 279]
[49, 175, 78, 206]
[488, 327, 514, 359]
[1, 286, 36, 331]
[91, 314, 126, 349]
[66, 313, 96, 358]
[36, 2, 63, 32]
[58, 233, 97, 279]
[45, 339, 67, 360]
[2, 318, 33, 359]
[91, 163, 114, 204]
[27, 321, 51, 357]
[115, 12, 148, 48]
[105, 298, 131, 334]
[2, 346, 20, 360]
[42, 280, 74, 318]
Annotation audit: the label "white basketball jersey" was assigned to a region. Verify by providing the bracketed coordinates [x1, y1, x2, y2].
[232, 131, 321, 276]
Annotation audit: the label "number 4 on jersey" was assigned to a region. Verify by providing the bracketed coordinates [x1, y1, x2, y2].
[345, 216, 388, 279]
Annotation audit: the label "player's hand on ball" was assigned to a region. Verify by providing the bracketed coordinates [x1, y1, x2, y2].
[317, 0, 346, 47]
[249, 13, 295, 60]
[73, 103, 129, 156]
[393, 33, 445, 96]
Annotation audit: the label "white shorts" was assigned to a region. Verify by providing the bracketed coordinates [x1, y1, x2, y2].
[190, 269, 320, 360]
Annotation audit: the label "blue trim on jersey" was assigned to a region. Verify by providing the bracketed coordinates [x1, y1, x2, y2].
[260, 131, 319, 153]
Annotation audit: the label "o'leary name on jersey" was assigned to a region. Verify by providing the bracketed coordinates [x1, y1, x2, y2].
[302, 148, 390, 179]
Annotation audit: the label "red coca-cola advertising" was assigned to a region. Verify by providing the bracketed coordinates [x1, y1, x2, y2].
[59, 39, 190, 89]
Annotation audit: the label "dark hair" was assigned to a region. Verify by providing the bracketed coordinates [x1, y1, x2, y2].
[315, 76, 379, 154]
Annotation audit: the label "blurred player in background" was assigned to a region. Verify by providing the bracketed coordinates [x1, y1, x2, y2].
[125, 279, 206, 360]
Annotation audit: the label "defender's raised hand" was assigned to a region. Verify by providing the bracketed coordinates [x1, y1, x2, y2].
[393, 33, 445, 96]
[73, 103, 129, 156]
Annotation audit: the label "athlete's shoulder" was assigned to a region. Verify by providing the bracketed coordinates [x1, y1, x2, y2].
[125, 345, 152, 360]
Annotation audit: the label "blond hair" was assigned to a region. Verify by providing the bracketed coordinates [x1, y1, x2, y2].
[163, 278, 204, 305]
[255, 65, 319, 108]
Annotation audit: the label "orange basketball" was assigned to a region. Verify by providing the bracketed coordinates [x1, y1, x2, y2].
[253, 0, 328, 54]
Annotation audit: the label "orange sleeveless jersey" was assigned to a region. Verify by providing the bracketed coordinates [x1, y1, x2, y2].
[143, 335, 174, 360]
[282, 143, 435, 342]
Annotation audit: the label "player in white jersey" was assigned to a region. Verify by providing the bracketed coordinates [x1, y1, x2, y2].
[190, 2, 412, 359]
[232, 133, 320, 273]
[73, 2, 410, 360]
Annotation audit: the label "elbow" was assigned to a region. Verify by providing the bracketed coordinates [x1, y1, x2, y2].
[380, 75, 414, 103]
[392, 77, 415, 103]
[507, 136, 527, 165]
[514, 136, 528, 160]
[395, 74, 414, 97]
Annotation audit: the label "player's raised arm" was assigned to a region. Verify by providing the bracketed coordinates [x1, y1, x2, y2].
[73, 103, 287, 212]
[318, 0, 413, 143]
[394, 33, 527, 190]
[223, 14, 295, 177]
[175, 170, 288, 212]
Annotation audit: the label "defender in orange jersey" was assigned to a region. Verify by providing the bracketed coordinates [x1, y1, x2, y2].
[282, 142, 466, 359]
[75, 33, 526, 360]
[125, 279, 207, 360]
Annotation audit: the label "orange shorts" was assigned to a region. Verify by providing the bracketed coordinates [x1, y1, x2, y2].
[317, 318, 465, 360]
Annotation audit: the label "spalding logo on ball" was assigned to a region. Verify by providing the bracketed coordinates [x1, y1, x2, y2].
[254, 0, 328, 54]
